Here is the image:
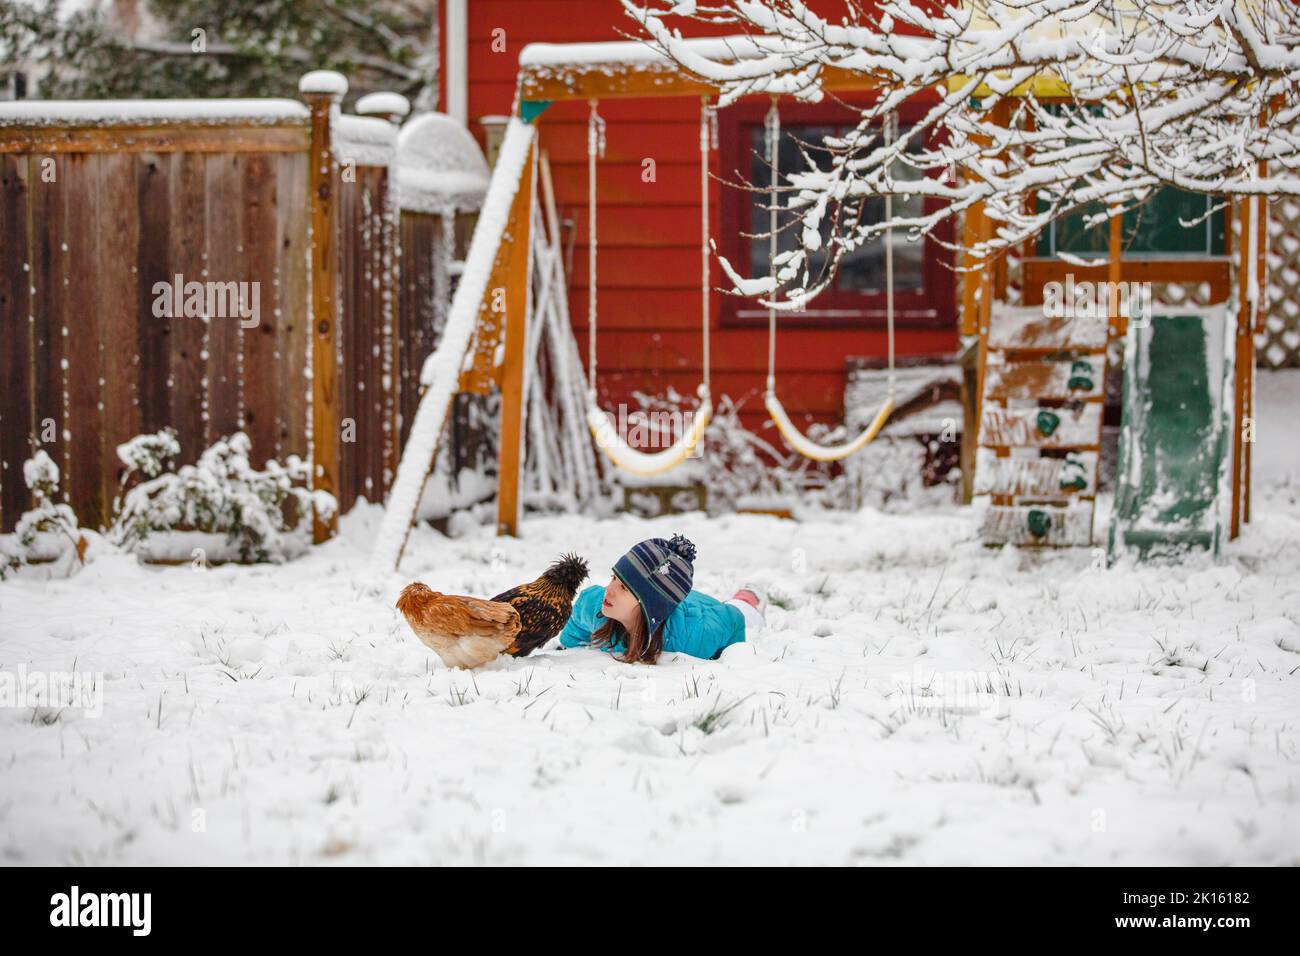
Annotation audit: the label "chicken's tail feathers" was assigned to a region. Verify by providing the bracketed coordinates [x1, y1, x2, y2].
[503, 634, 541, 658]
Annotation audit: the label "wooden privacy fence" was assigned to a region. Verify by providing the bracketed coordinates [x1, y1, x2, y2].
[0, 75, 486, 536]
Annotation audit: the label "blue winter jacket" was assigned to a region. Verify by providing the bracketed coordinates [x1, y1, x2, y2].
[558, 584, 746, 661]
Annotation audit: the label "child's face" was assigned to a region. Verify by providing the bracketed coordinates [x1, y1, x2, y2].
[602, 574, 641, 626]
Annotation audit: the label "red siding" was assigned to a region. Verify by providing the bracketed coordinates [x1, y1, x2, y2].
[454, 0, 958, 434]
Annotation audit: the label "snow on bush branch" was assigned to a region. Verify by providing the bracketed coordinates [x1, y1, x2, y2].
[625, 0, 1300, 306]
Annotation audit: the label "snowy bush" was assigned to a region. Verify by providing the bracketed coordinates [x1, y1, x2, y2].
[613, 388, 802, 511]
[15, 450, 82, 557]
[14, 450, 80, 546]
[695, 393, 826, 511]
[116, 430, 181, 478]
[1, 449, 85, 577]
[112, 430, 337, 563]
[838, 437, 961, 513]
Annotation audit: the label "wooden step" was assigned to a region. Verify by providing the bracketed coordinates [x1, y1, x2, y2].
[979, 502, 1094, 547]
[978, 403, 1103, 449]
[987, 306, 1108, 351]
[982, 356, 1104, 402]
[973, 449, 1098, 497]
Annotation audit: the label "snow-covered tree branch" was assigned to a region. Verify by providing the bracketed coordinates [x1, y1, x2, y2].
[624, 0, 1300, 307]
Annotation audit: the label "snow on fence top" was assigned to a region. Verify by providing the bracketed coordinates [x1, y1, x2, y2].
[396, 169, 488, 214]
[334, 113, 397, 167]
[0, 99, 309, 128]
[355, 92, 411, 118]
[297, 70, 348, 97]
[394, 112, 490, 214]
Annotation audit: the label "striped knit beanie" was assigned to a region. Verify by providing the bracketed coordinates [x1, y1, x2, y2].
[613, 533, 697, 635]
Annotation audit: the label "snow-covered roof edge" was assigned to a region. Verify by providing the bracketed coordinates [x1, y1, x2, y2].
[0, 99, 310, 128]
[519, 35, 771, 70]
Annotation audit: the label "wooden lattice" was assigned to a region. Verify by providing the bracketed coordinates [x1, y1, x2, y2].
[1260, 197, 1300, 369]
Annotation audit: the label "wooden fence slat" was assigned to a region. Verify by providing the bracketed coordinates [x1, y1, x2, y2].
[380, 169, 399, 491]
[397, 211, 439, 449]
[337, 164, 392, 508]
[0, 125, 309, 156]
[367, 166, 388, 502]
[97, 152, 141, 516]
[348, 170, 368, 505]
[63, 154, 105, 526]
[167, 151, 207, 466]
[0, 153, 33, 531]
[337, 164, 357, 511]
[29, 155, 67, 507]
[305, 91, 341, 543]
[240, 151, 279, 466]
[136, 152, 172, 439]
[204, 152, 244, 442]
[277, 152, 309, 459]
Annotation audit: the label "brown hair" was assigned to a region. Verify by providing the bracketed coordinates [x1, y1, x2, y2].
[593, 611, 664, 665]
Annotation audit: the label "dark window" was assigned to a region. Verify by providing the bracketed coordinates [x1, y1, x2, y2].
[718, 101, 955, 329]
[1037, 187, 1227, 258]
[748, 122, 926, 294]
[1031, 103, 1225, 259]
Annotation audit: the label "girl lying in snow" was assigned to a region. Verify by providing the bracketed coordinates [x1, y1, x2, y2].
[557, 533, 764, 664]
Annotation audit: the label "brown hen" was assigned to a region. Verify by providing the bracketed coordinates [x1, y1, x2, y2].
[396, 583, 521, 670]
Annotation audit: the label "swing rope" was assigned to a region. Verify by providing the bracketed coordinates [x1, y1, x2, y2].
[584, 98, 713, 477]
[587, 99, 604, 400]
[763, 96, 897, 462]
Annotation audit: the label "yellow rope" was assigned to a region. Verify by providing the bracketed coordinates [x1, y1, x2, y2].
[586, 97, 714, 476]
[764, 98, 897, 461]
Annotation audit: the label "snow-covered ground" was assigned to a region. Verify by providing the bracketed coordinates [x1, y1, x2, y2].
[2, 372, 1298, 866]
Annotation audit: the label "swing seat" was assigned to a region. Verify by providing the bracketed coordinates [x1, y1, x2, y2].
[587, 385, 713, 477]
[764, 390, 895, 463]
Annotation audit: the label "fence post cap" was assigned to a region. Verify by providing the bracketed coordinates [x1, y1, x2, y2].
[356, 92, 411, 121]
[298, 70, 349, 98]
